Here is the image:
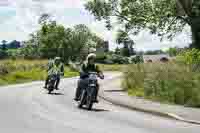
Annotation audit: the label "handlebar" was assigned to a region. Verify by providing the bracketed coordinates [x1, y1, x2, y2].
[88, 72, 98, 75]
[88, 72, 104, 79]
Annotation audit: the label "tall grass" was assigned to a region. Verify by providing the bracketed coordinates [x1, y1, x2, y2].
[0, 59, 78, 86]
[98, 64, 126, 71]
[122, 63, 200, 107]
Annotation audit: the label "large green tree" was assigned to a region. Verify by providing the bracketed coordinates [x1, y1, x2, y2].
[22, 14, 104, 62]
[85, 0, 200, 48]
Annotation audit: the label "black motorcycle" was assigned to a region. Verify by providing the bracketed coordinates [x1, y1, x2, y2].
[78, 72, 104, 110]
[47, 74, 59, 94]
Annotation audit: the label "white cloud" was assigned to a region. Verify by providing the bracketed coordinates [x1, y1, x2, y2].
[133, 27, 191, 51]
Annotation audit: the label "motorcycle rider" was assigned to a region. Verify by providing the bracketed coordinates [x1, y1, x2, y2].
[44, 57, 64, 90]
[74, 53, 104, 102]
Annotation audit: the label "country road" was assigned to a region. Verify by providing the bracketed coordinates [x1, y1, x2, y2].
[0, 73, 199, 133]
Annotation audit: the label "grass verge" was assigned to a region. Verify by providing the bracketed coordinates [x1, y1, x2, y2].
[0, 59, 78, 86]
[122, 63, 200, 107]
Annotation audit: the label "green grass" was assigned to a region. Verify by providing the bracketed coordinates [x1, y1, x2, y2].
[0, 59, 78, 86]
[122, 63, 200, 107]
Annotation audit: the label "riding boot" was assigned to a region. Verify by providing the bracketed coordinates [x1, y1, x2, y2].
[44, 76, 50, 88]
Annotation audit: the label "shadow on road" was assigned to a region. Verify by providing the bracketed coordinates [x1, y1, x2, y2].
[48, 92, 64, 95]
[92, 108, 110, 112]
[81, 107, 109, 112]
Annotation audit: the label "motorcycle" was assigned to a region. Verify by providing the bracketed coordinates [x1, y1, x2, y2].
[46, 74, 59, 94]
[78, 72, 104, 110]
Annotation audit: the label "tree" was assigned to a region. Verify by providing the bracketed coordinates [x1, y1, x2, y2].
[85, 0, 200, 48]
[144, 50, 164, 55]
[38, 13, 51, 24]
[115, 47, 120, 55]
[116, 30, 135, 56]
[1, 40, 7, 51]
[23, 14, 104, 62]
[168, 47, 179, 56]
[0, 40, 8, 59]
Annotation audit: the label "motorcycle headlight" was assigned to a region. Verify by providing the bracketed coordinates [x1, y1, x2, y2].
[89, 84, 96, 87]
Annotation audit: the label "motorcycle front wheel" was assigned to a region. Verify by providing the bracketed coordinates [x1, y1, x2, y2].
[86, 88, 95, 110]
[78, 90, 86, 108]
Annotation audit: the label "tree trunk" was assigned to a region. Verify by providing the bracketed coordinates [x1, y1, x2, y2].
[190, 18, 200, 49]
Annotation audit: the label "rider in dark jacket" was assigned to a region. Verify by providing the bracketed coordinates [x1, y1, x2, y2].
[74, 53, 103, 102]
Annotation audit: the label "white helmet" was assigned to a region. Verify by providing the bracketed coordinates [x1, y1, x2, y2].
[86, 53, 96, 61]
[54, 57, 61, 61]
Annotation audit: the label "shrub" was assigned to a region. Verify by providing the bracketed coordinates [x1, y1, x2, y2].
[179, 48, 200, 64]
[131, 55, 144, 64]
[122, 63, 200, 107]
[96, 54, 107, 63]
[110, 54, 130, 64]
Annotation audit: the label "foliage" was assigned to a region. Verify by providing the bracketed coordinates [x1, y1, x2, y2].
[167, 47, 179, 57]
[85, 0, 200, 48]
[0, 49, 8, 59]
[19, 14, 105, 62]
[122, 63, 200, 107]
[107, 54, 130, 64]
[179, 48, 200, 64]
[116, 30, 135, 56]
[131, 55, 144, 64]
[144, 50, 165, 55]
[0, 59, 78, 86]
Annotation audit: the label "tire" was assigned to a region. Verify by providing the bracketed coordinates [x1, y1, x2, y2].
[87, 96, 93, 110]
[47, 86, 53, 94]
[78, 90, 86, 108]
[47, 80, 55, 94]
[86, 88, 95, 110]
[48, 90, 52, 94]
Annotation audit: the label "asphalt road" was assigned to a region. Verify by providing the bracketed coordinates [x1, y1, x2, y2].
[0, 73, 199, 133]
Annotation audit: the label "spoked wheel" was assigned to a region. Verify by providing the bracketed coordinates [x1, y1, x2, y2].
[86, 89, 95, 110]
[78, 90, 86, 108]
[86, 95, 93, 110]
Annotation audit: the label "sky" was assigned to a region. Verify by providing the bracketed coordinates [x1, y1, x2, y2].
[0, 0, 192, 51]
